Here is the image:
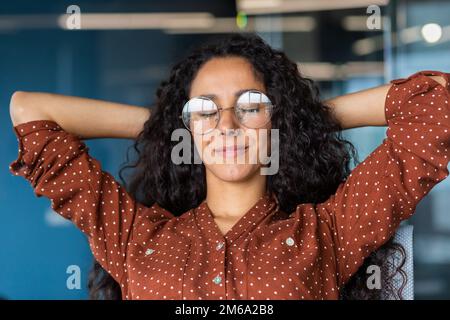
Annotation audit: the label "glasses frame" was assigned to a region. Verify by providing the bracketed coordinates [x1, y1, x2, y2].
[179, 89, 274, 135]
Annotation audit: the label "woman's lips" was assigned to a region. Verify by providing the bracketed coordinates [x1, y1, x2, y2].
[214, 145, 248, 157]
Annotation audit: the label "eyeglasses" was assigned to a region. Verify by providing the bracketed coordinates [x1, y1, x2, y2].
[181, 90, 274, 135]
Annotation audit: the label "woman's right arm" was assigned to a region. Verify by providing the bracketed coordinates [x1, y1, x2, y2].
[10, 91, 150, 139]
[9, 91, 173, 289]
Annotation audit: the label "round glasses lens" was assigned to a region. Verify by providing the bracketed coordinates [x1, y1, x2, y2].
[182, 97, 219, 134]
[235, 91, 273, 128]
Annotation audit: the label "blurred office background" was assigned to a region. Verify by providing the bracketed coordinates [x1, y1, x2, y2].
[1, 0, 450, 299]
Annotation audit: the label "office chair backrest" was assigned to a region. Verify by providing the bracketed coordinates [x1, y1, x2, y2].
[382, 224, 414, 300]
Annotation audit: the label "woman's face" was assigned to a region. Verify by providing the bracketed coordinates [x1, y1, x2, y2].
[188, 56, 272, 182]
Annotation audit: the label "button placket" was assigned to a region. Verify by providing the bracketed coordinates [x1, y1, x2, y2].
[195, 193, 279, 300]
[210, 239, 227, 299]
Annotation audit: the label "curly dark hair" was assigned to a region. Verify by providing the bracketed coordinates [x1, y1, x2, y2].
[87, 33, 406, 300]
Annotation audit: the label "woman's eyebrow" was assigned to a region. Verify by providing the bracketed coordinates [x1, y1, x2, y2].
[200, 88, 260, 99]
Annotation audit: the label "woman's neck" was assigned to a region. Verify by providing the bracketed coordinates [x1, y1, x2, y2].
[205, 170, 267, 219]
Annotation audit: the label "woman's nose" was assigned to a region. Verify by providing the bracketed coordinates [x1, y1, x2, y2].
[216, 107, 240, 133]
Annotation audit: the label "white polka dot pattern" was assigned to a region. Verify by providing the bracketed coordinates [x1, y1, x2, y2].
[316, 70, 450, 288]
[9, 70, 450, 300]
[8, 119, 174, 297]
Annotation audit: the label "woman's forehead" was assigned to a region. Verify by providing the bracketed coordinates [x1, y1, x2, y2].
[189, 57, 265, 99]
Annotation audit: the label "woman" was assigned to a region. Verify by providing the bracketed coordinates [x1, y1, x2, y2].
[9, 34, 449, 300]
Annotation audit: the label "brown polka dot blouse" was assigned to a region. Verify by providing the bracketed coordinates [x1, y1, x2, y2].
[9, 70, 450, 300]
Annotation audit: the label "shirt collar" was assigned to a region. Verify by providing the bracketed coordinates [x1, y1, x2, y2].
[194, 191, 279, 245]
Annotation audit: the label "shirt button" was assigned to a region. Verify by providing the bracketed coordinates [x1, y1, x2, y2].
[285, 237, 295, 246]
[213, 275, 222, 285]
[216, 241, 225, 251]
[145, 248, 155, 256]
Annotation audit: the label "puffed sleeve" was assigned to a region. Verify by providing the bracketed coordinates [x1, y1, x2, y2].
[315, 70, 450, 288]
[9, 119, 174, 284]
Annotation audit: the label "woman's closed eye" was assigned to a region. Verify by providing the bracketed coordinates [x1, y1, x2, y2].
[199, 111, 218, 118]
[238, 104, 263, 114]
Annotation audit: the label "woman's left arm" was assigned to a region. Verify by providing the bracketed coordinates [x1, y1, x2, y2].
[325, 74, 447, 129]
[315, 70, 450, 288]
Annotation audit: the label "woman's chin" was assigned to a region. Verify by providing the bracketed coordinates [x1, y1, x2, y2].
[206, 163, 260, 182]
